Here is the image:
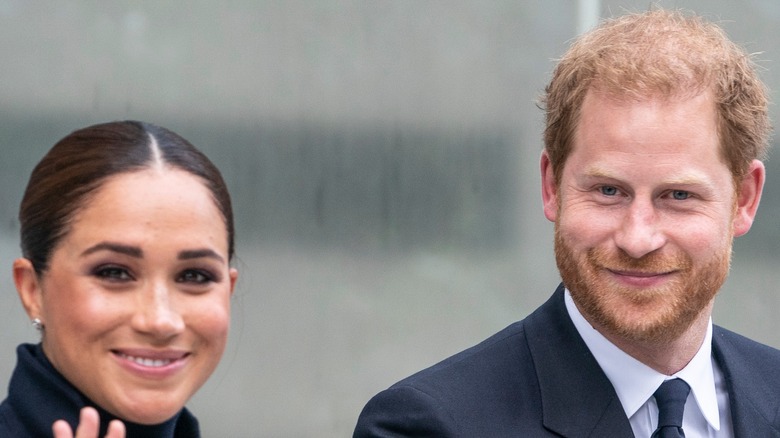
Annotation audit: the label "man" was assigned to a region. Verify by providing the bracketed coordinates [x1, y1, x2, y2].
[354, 9, 780, 437]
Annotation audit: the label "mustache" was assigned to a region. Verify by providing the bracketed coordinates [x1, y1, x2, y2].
[586, 247, 692, 273]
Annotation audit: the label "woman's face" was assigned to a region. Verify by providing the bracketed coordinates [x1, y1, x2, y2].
[16, 168, 237, 424]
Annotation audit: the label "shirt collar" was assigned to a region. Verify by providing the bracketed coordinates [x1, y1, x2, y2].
[564, 289, 721, 430]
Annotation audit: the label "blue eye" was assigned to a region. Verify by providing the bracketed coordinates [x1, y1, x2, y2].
[671, 190, 690, 200]
[600, 186, 618, 196]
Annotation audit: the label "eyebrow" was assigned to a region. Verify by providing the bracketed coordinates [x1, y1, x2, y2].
[584, 167, 710, 186]
[81, 242, 143, 258]
[80, 242, 225, 263]
[178, 249, 225, 263]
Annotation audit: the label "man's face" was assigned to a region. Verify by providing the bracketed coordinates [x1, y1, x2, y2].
[540, 89, 763, 344]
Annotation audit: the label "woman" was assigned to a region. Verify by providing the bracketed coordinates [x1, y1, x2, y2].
[0, 121, 238, 437]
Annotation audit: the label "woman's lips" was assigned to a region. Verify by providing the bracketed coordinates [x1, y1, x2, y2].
[117, 353, 175, 367]
[112, 349, 190, 377]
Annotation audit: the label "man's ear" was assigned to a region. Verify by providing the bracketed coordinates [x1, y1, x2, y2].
[541, 150, 559, 222]
[13, 258, 44, 323]
[733, 159, 765, 237]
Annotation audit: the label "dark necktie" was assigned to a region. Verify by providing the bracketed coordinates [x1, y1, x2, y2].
[651, 378, 691, 438]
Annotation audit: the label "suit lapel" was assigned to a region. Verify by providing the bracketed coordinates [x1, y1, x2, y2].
[525, 285, 634, 437]
[713, 327, 780, 437]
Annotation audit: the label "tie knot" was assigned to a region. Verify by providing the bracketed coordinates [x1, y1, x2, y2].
[654, 378, 691, 428]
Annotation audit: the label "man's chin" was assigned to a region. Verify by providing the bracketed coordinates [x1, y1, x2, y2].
[571, 290, 691, 343]
[604, 315, 688, 344]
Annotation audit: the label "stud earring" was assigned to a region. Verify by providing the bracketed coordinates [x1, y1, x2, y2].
[31, 318, 43, 331]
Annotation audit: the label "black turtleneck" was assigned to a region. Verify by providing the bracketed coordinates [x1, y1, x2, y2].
[0, 344, 200, 437]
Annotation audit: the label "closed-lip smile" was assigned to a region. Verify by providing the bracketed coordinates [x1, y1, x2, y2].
[605, 268, 677, 287]
[609, 269, 673, 277]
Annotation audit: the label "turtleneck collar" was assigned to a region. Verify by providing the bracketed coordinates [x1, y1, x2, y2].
[1, 343, 199, 437]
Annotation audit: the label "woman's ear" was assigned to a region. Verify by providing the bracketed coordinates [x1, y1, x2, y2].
[13, 258, 44, 322]
[229, 268, 238, 297]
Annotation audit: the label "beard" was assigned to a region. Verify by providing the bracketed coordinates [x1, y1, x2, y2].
[554, 223, 731, 344]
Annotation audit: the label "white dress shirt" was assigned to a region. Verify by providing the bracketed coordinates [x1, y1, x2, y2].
[564, 290, 733, 437]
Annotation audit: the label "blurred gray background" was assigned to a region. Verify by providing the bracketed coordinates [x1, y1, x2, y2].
[1, 1, 779, 436]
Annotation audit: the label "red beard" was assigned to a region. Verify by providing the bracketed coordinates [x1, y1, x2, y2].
[554, 223, 730, 343]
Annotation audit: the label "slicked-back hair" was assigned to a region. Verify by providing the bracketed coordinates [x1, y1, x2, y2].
[19, 120, 234, 273]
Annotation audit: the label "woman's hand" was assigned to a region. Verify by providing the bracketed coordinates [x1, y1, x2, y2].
[52, 407, 126, 438]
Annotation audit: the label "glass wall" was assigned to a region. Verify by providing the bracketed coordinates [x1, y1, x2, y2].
[0, 1, 777, 436]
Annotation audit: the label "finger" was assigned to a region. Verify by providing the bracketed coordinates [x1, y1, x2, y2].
[105, 419, 126, 438]
[52, 420, 74, 438]
[74, 407, 100, 438]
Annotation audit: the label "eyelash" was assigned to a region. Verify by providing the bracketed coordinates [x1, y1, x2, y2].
[599, 186, 619, 196]
[176, 269, 217, 284]
[669, 190, 691, 200]
[598, 186, 693, 200]
[91, 266, 218, 285]
[93, 265, 134, 282]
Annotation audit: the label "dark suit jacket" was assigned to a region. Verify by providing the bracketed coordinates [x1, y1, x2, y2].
[354, 284, 780, 437]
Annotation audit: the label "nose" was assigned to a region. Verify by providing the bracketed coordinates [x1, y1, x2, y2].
[132, 281, 185, 340]
[613, 198, 666, 259]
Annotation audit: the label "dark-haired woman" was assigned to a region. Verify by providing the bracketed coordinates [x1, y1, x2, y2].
[0, 121, 238, 437]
